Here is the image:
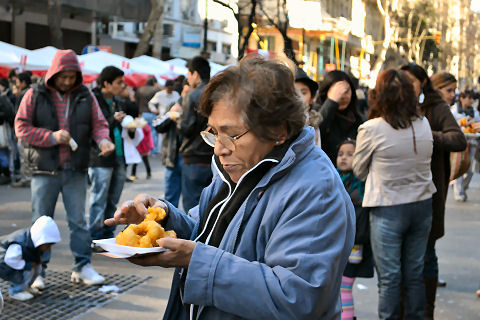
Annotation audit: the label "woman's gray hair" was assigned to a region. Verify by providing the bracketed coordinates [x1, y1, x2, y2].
[199, 56, 306, 141]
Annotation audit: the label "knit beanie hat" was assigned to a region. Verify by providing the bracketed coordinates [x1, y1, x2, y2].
[30, 216, 61, 248]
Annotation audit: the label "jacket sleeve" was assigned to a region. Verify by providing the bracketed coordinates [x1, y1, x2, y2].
[162, 201, 197, 240]
[183, 176, 355, 319]
[153, 114, 173, 133]
[318, 99, 339, 137]
[353, 124, 375, 181]
[148, 92, 160, 113]
[4, 244, 25, 270]
[431, 104, 467, 152]
[15, 88, 57, 147]
[89, 92, 111, 146]
[176, 93, 200, 138]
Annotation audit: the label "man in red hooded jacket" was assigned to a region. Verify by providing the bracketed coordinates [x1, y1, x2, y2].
[15, 50, 114, 288]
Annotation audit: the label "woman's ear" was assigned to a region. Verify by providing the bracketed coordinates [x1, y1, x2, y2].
[273, 125, 288, 145]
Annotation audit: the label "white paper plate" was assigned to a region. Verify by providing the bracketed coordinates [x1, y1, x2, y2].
[464, 132, 480, 139]
[92, 238, 167, 258]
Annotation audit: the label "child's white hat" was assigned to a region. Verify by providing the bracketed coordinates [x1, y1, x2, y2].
[121, 115, 134, 128]
[30, 216, 61, 248]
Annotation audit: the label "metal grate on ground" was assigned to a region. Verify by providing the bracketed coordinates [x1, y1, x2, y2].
[0, 269, 151, 320]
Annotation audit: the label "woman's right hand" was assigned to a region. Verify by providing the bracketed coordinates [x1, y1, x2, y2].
[327, 81, 350, 103]
[104, 193, 168, 226]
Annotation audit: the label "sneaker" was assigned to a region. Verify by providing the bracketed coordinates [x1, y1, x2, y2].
[10, 179, 31, 188]
[31, 275, 45, 290]
[71, 264, 105, 285]
[10, 291, 34, 301]
[454, 194, 466, 202]
[27, 287, 41, 295]
[146, 173, 152, 180]
[129, 175, 138, 181]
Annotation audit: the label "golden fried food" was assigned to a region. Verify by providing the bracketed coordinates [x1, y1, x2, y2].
[115, 224, 141, 247]
[164, 230, 177, 238]
[146, 207, 167, 222]
[115, 206, 176, 247]
[459, 117, 478, 133]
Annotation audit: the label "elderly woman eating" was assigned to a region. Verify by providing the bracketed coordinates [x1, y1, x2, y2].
[106, 56, 355, 320]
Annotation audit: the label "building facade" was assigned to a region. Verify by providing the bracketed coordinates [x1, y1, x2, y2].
[0, 0, 235, 64]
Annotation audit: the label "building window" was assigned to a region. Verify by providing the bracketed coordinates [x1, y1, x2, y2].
[222, 43, 231, 55]
[207, 41, 217, 52]
[163, 24, 174, 37]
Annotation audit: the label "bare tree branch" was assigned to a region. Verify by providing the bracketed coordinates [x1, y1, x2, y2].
[213, 0, 237, 17]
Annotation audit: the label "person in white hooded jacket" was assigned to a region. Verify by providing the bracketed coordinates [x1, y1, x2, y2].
[0, 215, 61, 301]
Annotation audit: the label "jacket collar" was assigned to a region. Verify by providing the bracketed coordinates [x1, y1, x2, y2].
[210, 126, 315, 190]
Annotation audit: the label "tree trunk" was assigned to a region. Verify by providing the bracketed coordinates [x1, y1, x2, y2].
[371, 0, 392, 79]
[152, 4, 164, 59]
[134, 0, 164, 57]
[47, 0, 64, 49]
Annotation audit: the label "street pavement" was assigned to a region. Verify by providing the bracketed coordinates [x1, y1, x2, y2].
[0, 153, 479, 319]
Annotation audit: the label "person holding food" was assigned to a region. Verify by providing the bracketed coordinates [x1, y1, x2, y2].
[105, 56, 355, 320]
[89, 66, 128, 242]
[450, 90, 480, 201]
[121, 115, 144, 166]
[15, 49, 114, 287]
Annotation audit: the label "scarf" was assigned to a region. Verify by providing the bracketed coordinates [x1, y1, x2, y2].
[337, 169, 364, 201]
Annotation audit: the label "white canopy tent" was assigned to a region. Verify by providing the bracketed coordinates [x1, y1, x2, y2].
[77, 50, 133, 74]
[0, 41, 48, 70]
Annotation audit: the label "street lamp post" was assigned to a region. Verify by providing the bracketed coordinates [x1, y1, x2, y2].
[203, 0, 208, 54]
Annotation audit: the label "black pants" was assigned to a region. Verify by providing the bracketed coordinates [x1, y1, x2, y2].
[131, 155, 151, 177]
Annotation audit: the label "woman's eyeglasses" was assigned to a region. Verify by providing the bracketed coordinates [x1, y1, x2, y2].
[200, 127, 249, 151]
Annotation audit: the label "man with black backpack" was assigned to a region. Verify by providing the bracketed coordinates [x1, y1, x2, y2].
[15, 49, 114, 288]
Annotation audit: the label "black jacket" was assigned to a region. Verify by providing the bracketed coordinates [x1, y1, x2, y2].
[155, 113, 181, 168]
[89, 87, 125, 168]
[176, 82, 213, 164]
[318, 99, 365, 164]
[23, 84, 92, 173]
[0, 92, 15, 127]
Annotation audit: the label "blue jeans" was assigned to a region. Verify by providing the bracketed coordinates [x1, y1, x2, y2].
[88, 156, 126, 240]
[9, 265, 41, 295]
[31, 170, 91, 272]
[164, 156, 182, 207]
[181, 163, 212, 213]
[143, 112, 159, 154]
[370, 198, 432, 320]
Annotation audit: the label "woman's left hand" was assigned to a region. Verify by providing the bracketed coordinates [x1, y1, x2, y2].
[127, 238, 197, 268]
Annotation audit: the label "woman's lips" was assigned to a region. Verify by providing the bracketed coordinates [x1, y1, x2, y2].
[222, 164, 237, 170]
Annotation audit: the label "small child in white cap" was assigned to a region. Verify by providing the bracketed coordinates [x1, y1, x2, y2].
[0, 216, 61, 301]
[121, 115, 144, 166]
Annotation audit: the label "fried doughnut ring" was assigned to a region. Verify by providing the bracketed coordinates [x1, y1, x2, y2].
[116, 206, 177, 247]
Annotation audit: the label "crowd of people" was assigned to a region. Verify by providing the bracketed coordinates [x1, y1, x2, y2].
[0, 48, 478, 319]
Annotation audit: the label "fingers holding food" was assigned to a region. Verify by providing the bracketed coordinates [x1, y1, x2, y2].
[115, 206, 176, 248]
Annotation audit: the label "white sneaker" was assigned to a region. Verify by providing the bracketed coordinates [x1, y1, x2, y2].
[70, 264, 105, 285]
[10, 291, 34, 301]
[31, 275, 45, 290]
[27, 287, 41, 295]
